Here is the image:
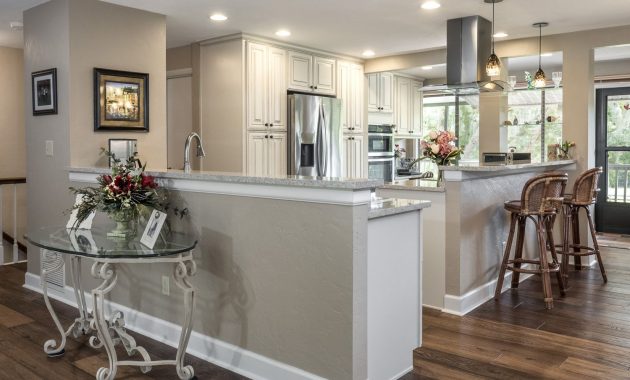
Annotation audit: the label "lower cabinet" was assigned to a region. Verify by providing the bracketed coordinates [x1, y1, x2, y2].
[247, 132, 287, 177]
[343, 135, 365, 178]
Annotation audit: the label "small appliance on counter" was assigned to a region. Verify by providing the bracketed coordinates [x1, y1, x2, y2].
[368, 124, 395, 182]
[483, 151, 532, 165]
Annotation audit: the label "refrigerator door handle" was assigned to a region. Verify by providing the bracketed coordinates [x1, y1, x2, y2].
[316, 103, 327, 177]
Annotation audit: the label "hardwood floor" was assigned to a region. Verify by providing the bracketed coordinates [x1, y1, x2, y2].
[0, 262, 247, 380]
[411, 245, 630, 379]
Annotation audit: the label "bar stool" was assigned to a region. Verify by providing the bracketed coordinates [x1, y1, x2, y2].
[494, 172, 568, 310]
[557, 167, 607, 285]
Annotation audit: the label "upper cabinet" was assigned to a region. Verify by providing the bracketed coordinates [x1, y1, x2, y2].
[337, 61, 365, 134]
[247, 42, 287, 131]
[289, 51, 336, 95]
[367, 72, 394, 113]
[394, 75, 423, 136]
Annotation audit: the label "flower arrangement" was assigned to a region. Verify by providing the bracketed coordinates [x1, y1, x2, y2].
[394, 144, 406, 158]
[556, 140, 575, 159]
[69, 150, 166, 231]
[420, 130, 463, 166]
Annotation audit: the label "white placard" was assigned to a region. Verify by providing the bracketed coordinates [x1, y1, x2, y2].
[66, 194, 95, 230]
[67, 228, 98, 254]
[140, 209, 166, 249]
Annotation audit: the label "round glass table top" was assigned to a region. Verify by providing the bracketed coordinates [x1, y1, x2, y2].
[25, 226, 197, 259]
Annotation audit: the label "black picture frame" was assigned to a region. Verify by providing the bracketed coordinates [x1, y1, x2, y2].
[94, 68, 149, 132]
[31, 68, 58, 116]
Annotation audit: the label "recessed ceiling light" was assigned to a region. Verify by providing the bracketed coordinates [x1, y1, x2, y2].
[275, 29, 291, 37]
[209, 13, 227, 21]
[541, 53, 553, 57]
[421, 1, 441, 10]
[362, 50, 375, 57]
[493, 32, 508, 38]
[422, 65, 433, 70]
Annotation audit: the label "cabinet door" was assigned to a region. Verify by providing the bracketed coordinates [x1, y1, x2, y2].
[367, 73, 380, 112]
[342, 136, 354, 178]
[350, 64, 365, 132]
[267, 133, 287, 177]
[396, 77, 411, 135]
[313, 56, 336, 95]
[379, 72, 394, 113]
[288, 51, 312, 92]
[411, 81, 423, 135]
[247, 132, 268, 177]
[247, 42, 268, 130]
[351, 135, 365, 178]
[268, 47, 287, 131]
[337, 61, 352, 133]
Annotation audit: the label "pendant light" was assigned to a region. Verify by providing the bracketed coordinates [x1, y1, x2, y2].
[533, 22, 549, 88]
[485, 0, 503, 77]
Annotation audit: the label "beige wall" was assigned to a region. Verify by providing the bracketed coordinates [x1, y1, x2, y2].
[167, 45, 192, 71]
[68, 0, 167, 170]
[0, 46, 27, 248]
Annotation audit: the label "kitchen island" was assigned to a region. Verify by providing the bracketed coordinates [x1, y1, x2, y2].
[44, 168, 430, 380]
[378, 160, 577, 314]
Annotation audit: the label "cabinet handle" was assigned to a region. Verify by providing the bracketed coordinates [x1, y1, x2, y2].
[270, 123, 274, 127]
[270, 135, 274, 139]
[314, 86, 318, 89]
[265, 135, 268, 138]
[264, 123, 269, 127]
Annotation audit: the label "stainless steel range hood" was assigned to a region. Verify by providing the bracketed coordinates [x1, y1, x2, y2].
[422, 15, 509, 94]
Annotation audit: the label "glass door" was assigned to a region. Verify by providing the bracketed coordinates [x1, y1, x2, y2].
[595, 88, 630, 234]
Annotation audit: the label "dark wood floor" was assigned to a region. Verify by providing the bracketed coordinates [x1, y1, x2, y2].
[411, 244, 630, 379]
[0, 262, 247, 380]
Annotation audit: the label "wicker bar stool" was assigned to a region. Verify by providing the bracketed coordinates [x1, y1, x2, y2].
[494, 172, 568, 310]
[557, 167, 607, 286]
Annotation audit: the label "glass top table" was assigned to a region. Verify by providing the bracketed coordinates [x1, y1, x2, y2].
[25, 226, 197, 259]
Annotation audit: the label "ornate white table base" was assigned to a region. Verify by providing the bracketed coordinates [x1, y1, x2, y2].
[40, 251, 197, 380]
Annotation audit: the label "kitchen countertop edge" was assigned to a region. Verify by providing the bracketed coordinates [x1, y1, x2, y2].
[368, 198, 432, 220]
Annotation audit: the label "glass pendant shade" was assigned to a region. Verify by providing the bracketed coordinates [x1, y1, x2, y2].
[486, 53, 501, 77]
[534, 68, 546, 88]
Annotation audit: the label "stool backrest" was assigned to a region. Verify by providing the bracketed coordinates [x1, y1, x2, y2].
[572, 167, 603, 205]
[521, 172, 568, 215]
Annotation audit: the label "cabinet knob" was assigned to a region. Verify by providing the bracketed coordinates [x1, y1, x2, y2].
[264, 123, 269, 127]
[270, 123, 274, 127]
[265, 135, 268, 138]
[270, 135, 274, 139]
[314, 86, 318, 89]
[309, 85, 314, 89]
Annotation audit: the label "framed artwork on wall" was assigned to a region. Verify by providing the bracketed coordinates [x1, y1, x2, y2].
[94, 68, 149, 132]
[32, 68, 58, 115]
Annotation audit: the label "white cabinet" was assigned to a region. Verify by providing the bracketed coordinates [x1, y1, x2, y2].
[288, 51, 336, 95]
[343, 135, 365, 178]
[337, 61, 365, 133]
[247, 132, 287, 177]
[247, 42, 287, 131]
[367, 72, 394, 113]
[394, 75, 423, 136]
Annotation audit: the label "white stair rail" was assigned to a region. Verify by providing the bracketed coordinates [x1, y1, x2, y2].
[0, 177, 26, 265]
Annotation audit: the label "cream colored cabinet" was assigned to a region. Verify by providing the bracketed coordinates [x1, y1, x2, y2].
[288, 50, 336, 95]
[342, 135, 365, 178]
[247, 132, 287, 177]
[367, 72, 394, 113]
[247, 42, 287, 132]
[337, 61, 365, 133]
[394, 75, 423, 136]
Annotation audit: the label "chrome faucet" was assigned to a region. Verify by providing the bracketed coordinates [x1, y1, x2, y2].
[184, 132, 206, 173]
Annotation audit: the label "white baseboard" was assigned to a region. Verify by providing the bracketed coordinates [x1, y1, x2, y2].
[442, 257, 598, 316]
[24, 272, 325, 380]
[389, 366, 413, 380]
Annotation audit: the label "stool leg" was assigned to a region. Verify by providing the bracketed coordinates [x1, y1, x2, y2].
[546, 215, 566, 296]
[536, 216, 554, 309]
[495, 213, 517, 301]
[585, 207, 608, 283]
[562, 205, 571, 288]
[572, 208, 582, 270]
[511, 216, 526, 288]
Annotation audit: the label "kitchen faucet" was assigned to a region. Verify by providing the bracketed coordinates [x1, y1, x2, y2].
[183, 132, 206, 173]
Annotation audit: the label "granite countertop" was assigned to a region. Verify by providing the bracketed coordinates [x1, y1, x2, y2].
[69, 167, 384, 191]
[368, 196, 432, 219]
[439, 159, 576, 172]
[380, 179, 445, 193]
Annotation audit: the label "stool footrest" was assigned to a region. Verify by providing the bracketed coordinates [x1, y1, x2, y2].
[554, 244, 596, 256]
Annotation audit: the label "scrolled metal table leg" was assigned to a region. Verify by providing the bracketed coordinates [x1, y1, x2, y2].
[41, 251, 67, 357]
[91, 261, 119, 380]
[173, 256, 197, 380]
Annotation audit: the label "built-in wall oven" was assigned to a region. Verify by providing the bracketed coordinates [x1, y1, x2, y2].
[368, 124, 395, 182]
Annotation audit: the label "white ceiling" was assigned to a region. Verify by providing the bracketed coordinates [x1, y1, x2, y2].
[3, 0, 630, 59]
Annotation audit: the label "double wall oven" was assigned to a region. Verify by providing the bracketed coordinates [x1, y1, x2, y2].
[367, 124, 395, 182]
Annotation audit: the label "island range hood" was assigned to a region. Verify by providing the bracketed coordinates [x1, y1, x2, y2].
[422, 15, 509, 94]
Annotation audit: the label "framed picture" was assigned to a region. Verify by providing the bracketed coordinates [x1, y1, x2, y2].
[108, 139, 137, 167]
[32, 68, 57, 115]
[94, 68, 149, 132]
[68, 229, 98, 255]
[140, 209, 166, 249]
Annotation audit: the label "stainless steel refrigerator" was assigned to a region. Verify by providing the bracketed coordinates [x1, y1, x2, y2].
[288, 94, 343, 177]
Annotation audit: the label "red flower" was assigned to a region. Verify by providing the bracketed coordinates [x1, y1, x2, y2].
[141, 174, 157, 189]
[102, 175, 113, 184]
